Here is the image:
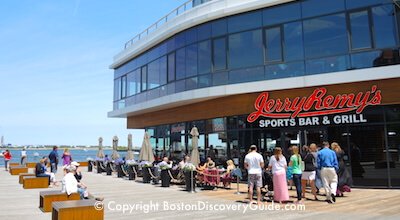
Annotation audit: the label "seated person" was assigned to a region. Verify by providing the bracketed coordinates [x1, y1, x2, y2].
[205, 157, 215, 169]
[178, 155, 190, 169]
[35, 159, 57, 187]
[158, 157, 173, 169]
[196, 160, 207, 173]
[62, 165, 88, 199]
[221, 160, 236, 188]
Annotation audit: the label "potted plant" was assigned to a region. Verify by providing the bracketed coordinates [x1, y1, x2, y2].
[140, 161, 153, 183]
[126, 160, 138, 180]
[159, 164, 171, 187]
[183, 163, 196, 192]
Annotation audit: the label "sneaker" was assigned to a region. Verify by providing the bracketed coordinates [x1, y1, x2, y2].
[331, 194, 336, 203]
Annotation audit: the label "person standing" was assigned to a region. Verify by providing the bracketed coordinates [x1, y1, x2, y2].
[3, 149, 12, 171]
[301, 146, 318, 200]
[268, 147, 289, 203]
[331, 142, 352, 197]
[48, 146, 59, 173]
[244, 145, 264, 204]
[289, 146, 302, 204]
[317, 141, 339, 204]
[20, 147, 27, 165]
[62, 148, 72, 165]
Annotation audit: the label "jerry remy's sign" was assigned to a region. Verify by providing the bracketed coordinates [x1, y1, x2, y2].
[247, 85, 382, 128]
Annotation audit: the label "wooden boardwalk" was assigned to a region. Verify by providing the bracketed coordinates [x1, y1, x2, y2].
[0, 167, 399, 220]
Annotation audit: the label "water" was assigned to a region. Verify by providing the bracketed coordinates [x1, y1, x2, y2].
[0, 149, 133, 166]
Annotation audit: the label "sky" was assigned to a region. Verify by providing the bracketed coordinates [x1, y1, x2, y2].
[0, 0, 186, 147]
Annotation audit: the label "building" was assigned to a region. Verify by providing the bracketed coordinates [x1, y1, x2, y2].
[109, 0, 400, 188]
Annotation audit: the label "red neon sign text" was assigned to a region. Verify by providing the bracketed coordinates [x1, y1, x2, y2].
[247, 85, 382, 122]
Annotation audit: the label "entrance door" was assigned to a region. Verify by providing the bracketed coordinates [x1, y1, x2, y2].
[281, 127, 327, 155]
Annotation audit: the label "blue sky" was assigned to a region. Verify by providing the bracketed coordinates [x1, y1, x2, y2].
[0, 0, 186, 146]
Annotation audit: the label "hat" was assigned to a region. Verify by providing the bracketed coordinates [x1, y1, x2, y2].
[68, 165, 77, 171]
[71, 161, 80, 166]
[62, 165, 68, 170]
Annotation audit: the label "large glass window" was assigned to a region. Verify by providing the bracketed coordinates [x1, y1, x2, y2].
[228, 11, 262, 33]
[350, 10, 372, 50]
[141, 66, 147, 92]
[346, 0, 392, 10]
[263, 2, 301, 26]
[213, 37, 227, 71]
[284, 22, 304, 61]
[167, 52, 175, 82]
[265, 61, 305, 79]
[303, 13, 348, 58]
[265, 27, 282, 62]
[114, 78, 120, 101]
[176, 48, 186, 80]
[372, 5, 397, 49]
[211, 19, 227, 37]
[306, 55, 350, 75]
[120, 75, 127, 99]
[229, 66, 264, 84]
[148, 59, 161, 89]
[198, 40, 212, 74]
[197, 23, 211, 41]
[302, 0, 345, 18]
[229, 29, 264, 69]
[127, 69, 141, 96]
[186, 44, 198, 78]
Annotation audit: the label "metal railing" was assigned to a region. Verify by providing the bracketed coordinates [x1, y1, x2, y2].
[124, 0, 213, 49]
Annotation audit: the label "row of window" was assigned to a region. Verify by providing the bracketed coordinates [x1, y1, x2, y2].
[113, 3, 399, 101]
[115, 0, 394, 78]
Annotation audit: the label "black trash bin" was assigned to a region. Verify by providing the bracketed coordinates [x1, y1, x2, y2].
[142, 167, 151, 183]
[161, 169, 171, 187]
[106, 162, 112, 176]
[96, 161, 104, 173]
[184, 170, 196, 192]
[117, 164, 124, 178]
[127, 165, 136, 180]
[88, 160, 93, 172]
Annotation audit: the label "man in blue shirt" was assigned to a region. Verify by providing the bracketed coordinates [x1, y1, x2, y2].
[317, 141, 339, 204]
[48, 146, 59, 173]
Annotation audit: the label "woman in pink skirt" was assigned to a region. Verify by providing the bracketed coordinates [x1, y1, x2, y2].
[268, 147, 289, 203]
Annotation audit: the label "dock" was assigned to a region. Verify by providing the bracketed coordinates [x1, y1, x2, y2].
[0, 167, 399, 220]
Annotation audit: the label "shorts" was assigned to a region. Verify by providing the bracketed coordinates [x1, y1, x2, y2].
[248, 174, 262, 188]
[301, 171, 316, 180]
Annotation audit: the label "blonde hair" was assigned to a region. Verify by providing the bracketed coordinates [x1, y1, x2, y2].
[309, 143, 317, 152]
[64, 148, 69, 153]
[274, 147, 282, 161]
[292, 145, 300, 165]
[226, 160, 234, 167]
[331, 142, 342, 152]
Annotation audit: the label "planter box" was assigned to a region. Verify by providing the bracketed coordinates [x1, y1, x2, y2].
[127, 165, 136, 180]
[106, 163, 112, 176]
[184, 171, 196, 192]
[96, 161, 104, 173]
[116, 164, 124, 178]
[142, 167, 151, 183]
[161, 169, 171, 187]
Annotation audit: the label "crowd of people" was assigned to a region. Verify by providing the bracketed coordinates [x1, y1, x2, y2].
[246, 142, 352, 205]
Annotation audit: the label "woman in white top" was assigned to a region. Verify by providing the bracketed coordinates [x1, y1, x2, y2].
[268, 147, 289, 203]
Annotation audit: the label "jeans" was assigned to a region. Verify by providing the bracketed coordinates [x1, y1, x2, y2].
[292, 174, 302, 200]
[21, 156, 27, 165]
[51, 162, 57, 173]
[4, 160, 9, 170]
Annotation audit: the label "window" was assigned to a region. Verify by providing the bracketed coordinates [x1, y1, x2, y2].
[141, 66, 147, 92]
[346, 0, 392, 10]
[228, 11, 262, 33]
[303, 13, 348, 58]
[265, 27, 282, 62]
[127, 69, 140, 96]
[306, 55, 350, 75]
[229, 66, 264, 84]
[120, 75, 127, 99]
[302, 0, 345, 18]
[265, 61, 305, 79]
[148, 59, 161, 89]
[197, 23, 211, 41]
[350, 10, 372, 50]
[185, 27, 198, 45]
[159, 56, 167, 86]
[198, 40, 211, 74]
[113, 78, 120, 101]
[284, 22, 304, 61]
[229, 29, 264, 69]
[167, 52, 175, 82]
[213, 37, 227, 71]
[263, 2, 301, 26]
[186, 44, 198, 78]
[176, 48, 186, 80]
[212, 19, 227, 37]
[372, 5, 397, 49]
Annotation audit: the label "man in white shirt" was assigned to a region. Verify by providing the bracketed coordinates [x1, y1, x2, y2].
[244, 145, 264, 204]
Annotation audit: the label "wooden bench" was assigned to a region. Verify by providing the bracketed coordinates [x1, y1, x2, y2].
[19, 173, 36, 184]
[77, 161, 88, 167]
[52, 200, 104, 220]
[9, 166, 28, 175]
[23, 176, 49, 189]
[26, 162, 37, 168]
[39, 190, 80, 212]
[9, 162, 20, 166]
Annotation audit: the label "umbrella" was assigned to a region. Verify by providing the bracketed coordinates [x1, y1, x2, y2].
[111, 135, 120, 160]
[190, 126, 200, 166]
[96, 137, 105, 159]
[126, 134, 134, 160]
[139, 132, 154, 163]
